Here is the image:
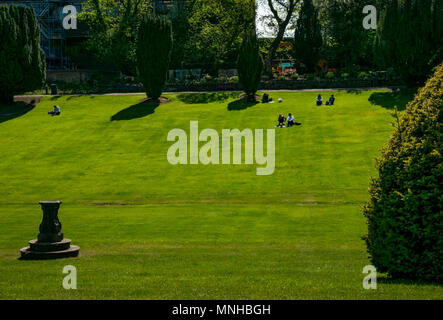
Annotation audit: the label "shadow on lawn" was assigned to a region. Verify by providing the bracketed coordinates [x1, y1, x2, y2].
[377, 277, 443, 287]
[177, 92, 239, 104]
[227, 98, 259, 111]
[110, 99, 160, 121]
[0, 102, 35, 124]
[368, 88, 417, 111]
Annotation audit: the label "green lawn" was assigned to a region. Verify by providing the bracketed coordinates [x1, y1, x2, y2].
[0, 90, 441, 299]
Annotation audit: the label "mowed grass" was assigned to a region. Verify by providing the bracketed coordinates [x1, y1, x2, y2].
[0, 90, 441, 299]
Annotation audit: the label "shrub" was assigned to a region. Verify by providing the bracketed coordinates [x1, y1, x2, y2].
[325, 71, 335, 79]
[363, 64, 443, 281]
[228, 76, 239, 83]
[237, 29, 263, 102]
[0, 4, 46, 103]
[136, 14, 172, 100]
[358, 71, 370, 80]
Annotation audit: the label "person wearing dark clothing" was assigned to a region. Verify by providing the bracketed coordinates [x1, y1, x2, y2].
[329, 95, 335, 105]
[316, 94, 323, 106]
[277, 114, 286, 127]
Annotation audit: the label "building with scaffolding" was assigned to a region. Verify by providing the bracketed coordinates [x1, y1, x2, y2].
[0, 0, 85, 70]
[0, 1, 186, 71]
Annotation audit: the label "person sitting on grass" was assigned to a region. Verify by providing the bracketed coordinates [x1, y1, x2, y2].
[48, 105, 60, 116]
[316, 94, 323, 106]
[287, 113, 302, 127]
[287, 113, 295, 127]
[329, 94, 335, 105]
[277, 114, 286, 127]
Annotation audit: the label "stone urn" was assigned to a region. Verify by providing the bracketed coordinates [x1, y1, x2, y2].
[20, 201, 80, 260]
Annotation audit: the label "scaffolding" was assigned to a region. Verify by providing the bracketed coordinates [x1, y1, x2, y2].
[0, 0, 83, 69]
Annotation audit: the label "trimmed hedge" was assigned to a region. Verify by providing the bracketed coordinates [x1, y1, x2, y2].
[136, 14, 172, 100]
[363, 64, 443, 281]
[237, 29, 263, 102]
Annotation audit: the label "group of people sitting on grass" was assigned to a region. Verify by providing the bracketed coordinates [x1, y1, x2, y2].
[316, 94, 335, 106]
[277, 113, 301, 128]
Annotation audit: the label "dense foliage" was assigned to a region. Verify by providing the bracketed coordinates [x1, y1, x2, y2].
[293, 0, 322, 73]
[363, 64, 443, 281]
[79, 0, 152, 76]
[375, 0, 443, 86]
[0, 4, 46, 103]
[314, 0, 375, 70]
[237, 30, 263, 102]
[183, 0, 255, 73]
[136, 14, 172, 100]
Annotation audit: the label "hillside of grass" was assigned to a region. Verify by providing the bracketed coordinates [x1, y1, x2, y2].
[0, 90, 441, 299]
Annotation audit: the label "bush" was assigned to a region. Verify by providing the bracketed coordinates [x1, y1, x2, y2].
[363, 64, 443, 281]
[325, 71, 335, 79]
[237, 29, 263, 102]
[136, 14, 172, 100]
[0, 4, 46, 103]
[358, 71, 370, 80]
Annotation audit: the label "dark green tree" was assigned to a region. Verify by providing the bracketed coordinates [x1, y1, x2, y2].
[375, 0, 443, 85]
[79, 0, 152, 75]
[293, 0, 322, 73]
[316, 0, 376, 70]
[136, 14, 173, 100]
[363, 64, 443, 282]
[0, 4, 46, 103]
[237, 29, 263, 102]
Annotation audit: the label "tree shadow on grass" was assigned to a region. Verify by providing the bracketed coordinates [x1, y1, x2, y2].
[0, 102, 35, 124]
[227, 98, 259, 111]
[177, 92, 239, 104]
[377, 277, 442, 287]
[110, 99, 161, 121]
[347, 89, 362, 95]
[368, 88, 417, 111]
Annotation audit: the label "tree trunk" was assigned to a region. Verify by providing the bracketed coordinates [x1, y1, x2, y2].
[265, 25, 287, 77]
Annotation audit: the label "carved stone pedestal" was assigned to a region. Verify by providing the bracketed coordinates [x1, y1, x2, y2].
[20, 201, 80, 260]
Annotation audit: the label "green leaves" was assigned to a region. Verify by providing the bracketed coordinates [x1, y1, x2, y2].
[237, 29, 263, 101]
[136, 14, 173, 100]
[0, 4, 45, 102]
[363, 64, 443, 281]
[375, 0, 443, 85]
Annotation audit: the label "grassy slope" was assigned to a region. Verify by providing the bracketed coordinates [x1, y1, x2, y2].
[0, 90, 441, 299]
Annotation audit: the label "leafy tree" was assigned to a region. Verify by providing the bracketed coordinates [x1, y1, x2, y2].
[315, 0, 376, 70]
[375, 0, 443, 86]
[259, 0, 300, 76]
[136, 14, 172, 100]
[293, 0, 322, 73]
[363, 64, 443, 281]
[184, 0, 256, 74]
[0, 4, 46, 103]
[237, 30, 263, 102]
[79, 0, 152, 75]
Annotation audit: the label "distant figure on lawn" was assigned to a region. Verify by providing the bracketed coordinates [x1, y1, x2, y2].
[316, 94, 323, 106]
[328, 95, 335, 105]
[48, 105, 60, 116]
[277, 114, 286, 127]
[287, 113, 302, 127]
